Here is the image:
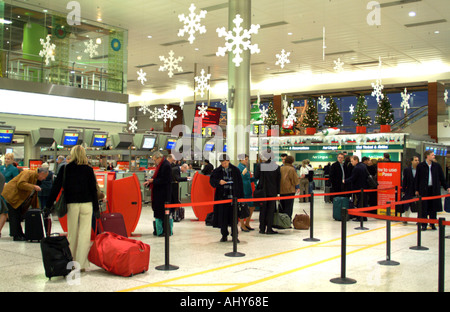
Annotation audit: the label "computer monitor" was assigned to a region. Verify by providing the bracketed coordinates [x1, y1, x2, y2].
[62, 131, 80, 147]
[111, 133, 134, 149]
[165, 137, 177, 150]
[31, 128, 54, 146]
[142, 136, 157, 149]
[85, 130, 108, 148]
[204, 141, 215, 152]
[0, 126, 15, 144]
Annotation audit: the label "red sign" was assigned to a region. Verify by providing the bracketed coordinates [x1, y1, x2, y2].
[29, 160, 43, 170]
[377, 161, 402, 215]
[193, 105, 221, 134]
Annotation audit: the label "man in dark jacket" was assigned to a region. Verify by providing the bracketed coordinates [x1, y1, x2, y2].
[201, 159, 214, 176]
[400, 156, 419, 222]
[209, 154, 244, 242]
[415, 151, 450, 230]
[344, 155, 369, 220]
[254, 155, 281, 234]
[329, 153, 346, 199]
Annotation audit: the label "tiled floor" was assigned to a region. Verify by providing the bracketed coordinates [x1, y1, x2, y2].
[1, 191, 449, 293]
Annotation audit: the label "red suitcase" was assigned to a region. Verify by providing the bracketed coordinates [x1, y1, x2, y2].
[88, 232, 150, 277]
[99, 213, 128, 238]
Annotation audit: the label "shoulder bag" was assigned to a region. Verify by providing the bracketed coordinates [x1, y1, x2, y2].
[365, 167, 378, 189]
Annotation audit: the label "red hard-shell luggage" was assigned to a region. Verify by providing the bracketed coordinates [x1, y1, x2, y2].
[88, 232, 150, 277]
[99, 213, 128, 238]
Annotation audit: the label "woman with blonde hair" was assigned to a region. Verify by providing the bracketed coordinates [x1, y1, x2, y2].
[45, 145, 99, 271]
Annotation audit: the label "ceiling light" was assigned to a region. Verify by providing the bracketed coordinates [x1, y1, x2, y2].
[288, 32, 293, 35]
[434, 30, 440, 34]
[0, 18, 12, 24]
[147, 35, 152, 39]
[409, 11, 416, 17]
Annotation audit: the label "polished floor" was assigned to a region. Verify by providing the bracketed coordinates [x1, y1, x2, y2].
[0, 191, 449, 293]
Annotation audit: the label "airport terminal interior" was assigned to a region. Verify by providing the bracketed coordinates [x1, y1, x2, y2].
[0, 0, 450, 294]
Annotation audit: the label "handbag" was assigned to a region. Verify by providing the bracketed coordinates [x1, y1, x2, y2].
[293, 210, 310, 230]
[238, 202, 250, 219]
[54, 165, 67, 218]
[273, 203, 291, 229]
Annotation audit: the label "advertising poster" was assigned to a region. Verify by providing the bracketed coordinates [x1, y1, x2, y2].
[29, 159, 43, 170]
[377, 161, 402, 215]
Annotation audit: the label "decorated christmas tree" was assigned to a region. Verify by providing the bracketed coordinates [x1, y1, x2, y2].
[352, 95, 372, 126]
[265, 102, 278, 129]
[375, 93, 394, 125]
[301, 98, 319, 128]
[323, 97, 342, 128]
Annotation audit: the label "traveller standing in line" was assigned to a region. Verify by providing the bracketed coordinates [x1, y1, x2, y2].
[209, 154, 244, 242]
[415, 151, 450, 231]
[279, 155, 299, 220]
[45, 145, 98, 271]
[201, 159, 214, 176]
[298, 160, 310, 203]
[400, 156, 419, 224]
[329, 153, 347, 200]
[343, 155, 369, 221]
[237, 154, 256, 232]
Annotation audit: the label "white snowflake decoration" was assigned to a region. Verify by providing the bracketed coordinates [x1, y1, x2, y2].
[128, 117, 138, 133]
[138, 103, 151, 115]
[197, 103, 209, 118]
[371, 79, 384, 104]
[318, 96, 329, 111]
[149, 107, 161, 122]
[259, 105, 268, 122]
[194, 69, 211, 98]
[159, 50, 184, 78]
[39, 35, 56, 65]
[284, 104, 297, 127]
[445, 90, 448, 104]
[158, 105, 177, 123]
[400, 88, 411, 114]
[84, 39, 99, 58]
[137, 69, 147, 85]
[275, 49, 291, 69]
[349, 104, 355, 115]
[220, 98, 227, 107]
[178, 3, 207, 44]
[216, 14, 260, 67]
[179, 98, 185, 110]
[333, 58, 344, 72]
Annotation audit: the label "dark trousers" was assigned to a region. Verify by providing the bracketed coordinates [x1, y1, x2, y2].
[422, 186, 437, 223]
[280, 193, 295, 219]
[221, 205, 236, 237]
[259, 200, 276, 232]
[7, 202, 24, 238]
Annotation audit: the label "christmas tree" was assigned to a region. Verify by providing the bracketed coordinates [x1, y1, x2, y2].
[375, 93, 394, 125]
[323, 97, 343, 128]
[265, 102, 278, 129]
[352, 95, 372, 126]
[301, 98, 319, 128]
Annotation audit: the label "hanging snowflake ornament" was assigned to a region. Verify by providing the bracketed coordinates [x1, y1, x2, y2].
[179, 98, 185, 110]
[137, 69, 147, 85]
[259, 105, 268, 122]
[220, 98, 227, 107]
[197, 103, 209, 118]
[333, 58, 344, 72]
[349, 104, 355, 115]
[275, 49, 291, 69]
[128, 117, 138, 133]
[371, 79, 384, 104]
[400, 88, 411, 114]
[284, 104, 297, 127]
[159, 50, 184, 78]
[158, 105, 177, 123]
[84, 39, 99, 58]
[445, 90, 448, 104]
[194, 68, 211, 98]
[216, 14, 260, 67]
[149, 107, 161, 122]
[178, 3, 207, 44]
[138, 103, 151, 115]
[318, 96, 329, 111]
[39, 35, 56, 65]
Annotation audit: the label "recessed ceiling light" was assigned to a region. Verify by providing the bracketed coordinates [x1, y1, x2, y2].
[147, 35, 152, 39]
[409, 11, 416, 17]
[435, 30, 440, 34]
[288, 32, 293, 35]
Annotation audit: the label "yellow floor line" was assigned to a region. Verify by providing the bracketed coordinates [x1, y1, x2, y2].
[119, 223, 413, 292]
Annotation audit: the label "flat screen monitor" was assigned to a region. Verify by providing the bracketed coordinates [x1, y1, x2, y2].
[223, 143, 227, 152]
[204, 141, 215, 152]
[92, 133, 108, 147]
[165, 138, 177, 150]
[62, 131, 79, 146]
[0, 127, 15, 144]
[142, 136, 156, 149]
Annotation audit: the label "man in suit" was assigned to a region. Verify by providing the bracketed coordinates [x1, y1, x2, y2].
[329, 153, 346, 199]
[201, 159, 214, 176]
[415, 151, 450, 230]
[343, 155, 369, 220]
[400, 156, 419, 223]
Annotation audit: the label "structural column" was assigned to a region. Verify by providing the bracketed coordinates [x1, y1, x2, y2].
[226, 0, 251, 163]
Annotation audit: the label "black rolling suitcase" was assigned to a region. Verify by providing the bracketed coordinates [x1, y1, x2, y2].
[39, 214, 73, 280]
[174, 207, 185, 222]
[25, 209, 51, 242]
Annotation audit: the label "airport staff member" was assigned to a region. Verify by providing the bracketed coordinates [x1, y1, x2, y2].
[0, 153, 19, 183]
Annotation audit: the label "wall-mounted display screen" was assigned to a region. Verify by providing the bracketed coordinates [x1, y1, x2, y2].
[142, 136, 156, 149]
[62, 132, 79, 146]
[92, 134, 108, 147]
[0, 128, 14, 144]
[204, 141, 215, 152]
[166, 138, 177, 150]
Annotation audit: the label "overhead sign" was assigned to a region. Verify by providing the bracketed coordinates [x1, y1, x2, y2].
[193, 105, 221, 134]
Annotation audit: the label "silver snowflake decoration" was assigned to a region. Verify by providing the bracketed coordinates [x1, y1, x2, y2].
[284, 104, 297, 127]
[158, 105, 177, 123]
[349, 104, 355, 115]
[333, 58, 344, 72]
[39, 35, 56, 65]
[216, 14, 260, 67]
[159, 50, 184, 78]
[259, 105, 268, 122]
[137, 69, 147, 85]
[197, 103, 209, 119]
[194, 68, 211, 98]
[128, 117, 138, 133]
[84, 39, 99, 58]
[178, 3, 207, 44]
[400, 88, 411, 114]
[138, 103, 151, 115]
[445, 90, 448, 104]
[318, 96, 329, 111]
[371, 79, 384, 104]
[149, 107, 161, 122]
[275, 49, 290, 69]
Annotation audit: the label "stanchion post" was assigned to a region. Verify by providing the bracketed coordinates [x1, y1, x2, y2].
[155, 205, 179, 271]
[304, 192, 320, 242]
[410, 196, 429, 251]
[225, 197, 245, 258]
[378, 202, 400, 266]
[438, 218, 445, 292]
[355, 188, 369, 231]
[330, 208, 356, 285]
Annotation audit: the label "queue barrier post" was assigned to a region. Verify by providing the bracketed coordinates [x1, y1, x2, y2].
[155, 205, 179, 271]
[330, 207, 357, 285]
[225, 197, 245, 258]
[378, 202, 400, 266]
[304, 192, 320, 242]
[438, 218, 445, 292]
[354, 188, 369, 231]
[410, 196, 429, 251]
